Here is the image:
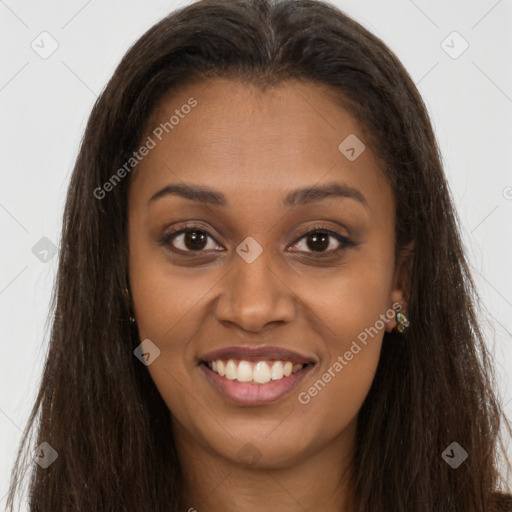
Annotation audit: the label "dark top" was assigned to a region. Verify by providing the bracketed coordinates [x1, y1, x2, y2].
[493, 492, 512, 512]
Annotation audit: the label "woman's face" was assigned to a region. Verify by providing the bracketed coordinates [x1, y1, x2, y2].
[128, 78, 407, 468]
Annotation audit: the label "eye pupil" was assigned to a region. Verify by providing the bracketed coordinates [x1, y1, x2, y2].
[184, 230, 207, 250]
[307, 232, 329, 252]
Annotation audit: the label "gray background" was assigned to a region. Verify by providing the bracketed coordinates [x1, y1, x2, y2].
[1, 0, 511, 507]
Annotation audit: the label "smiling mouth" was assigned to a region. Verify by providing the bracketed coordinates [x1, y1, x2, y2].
[199, 358, 314, 384]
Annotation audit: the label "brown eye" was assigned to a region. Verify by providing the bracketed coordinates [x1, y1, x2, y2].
[161, 227, 223, 253]
[289, 228, 355, 255]
[182, 230, 208, 251]
[305, 232, 330, 252]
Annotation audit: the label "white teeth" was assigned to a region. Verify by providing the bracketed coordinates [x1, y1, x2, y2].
[237, 360, 253, 382]
[225, 360, 237, 380]
[270, 361, 284, 380]
[253, 361, 271, 383]
[206, 358, 307, 384]
[217, 360, 225, 377]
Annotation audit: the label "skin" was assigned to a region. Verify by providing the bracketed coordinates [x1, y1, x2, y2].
[128, 78, 410, 511]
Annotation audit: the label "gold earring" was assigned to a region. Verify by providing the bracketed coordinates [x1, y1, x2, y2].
[395, 308, 409, 333]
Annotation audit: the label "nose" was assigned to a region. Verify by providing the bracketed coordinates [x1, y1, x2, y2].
[214, 246, 296, 333]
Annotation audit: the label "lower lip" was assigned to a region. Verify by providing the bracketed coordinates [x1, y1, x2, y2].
[199, 363, 314, 406]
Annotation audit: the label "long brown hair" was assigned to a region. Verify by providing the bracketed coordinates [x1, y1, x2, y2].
[5, 0, 511, 510]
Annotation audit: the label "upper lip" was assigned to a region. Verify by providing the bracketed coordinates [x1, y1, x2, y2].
[199, 346, 316, 365]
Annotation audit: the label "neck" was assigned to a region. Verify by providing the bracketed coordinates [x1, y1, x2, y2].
[173, 418, 357, 512]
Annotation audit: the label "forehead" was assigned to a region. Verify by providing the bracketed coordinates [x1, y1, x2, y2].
[130, 78, 392, 218]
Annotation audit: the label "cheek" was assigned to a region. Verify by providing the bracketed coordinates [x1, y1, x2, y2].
[290, 247, 393, 428]
[129, 259, 215, 393]
[127, 225, 198, 384]
[128, 255, 215, 424]
[289, 275, 388, 451]
[296, 327, 383, 423]
[295, 243, 394, 353]
[128, 225, 221, 344]
[296, 294, 386, 423]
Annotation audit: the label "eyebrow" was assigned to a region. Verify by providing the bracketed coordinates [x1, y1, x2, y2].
[148, 181, 369, 210]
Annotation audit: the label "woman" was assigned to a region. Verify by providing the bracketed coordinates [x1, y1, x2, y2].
[5, 0, 511, 510]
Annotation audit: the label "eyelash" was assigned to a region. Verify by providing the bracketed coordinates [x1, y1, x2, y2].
[159, 223, 356, 257]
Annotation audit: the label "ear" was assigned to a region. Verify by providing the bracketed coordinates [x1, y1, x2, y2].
[385, 240, 414, 333]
